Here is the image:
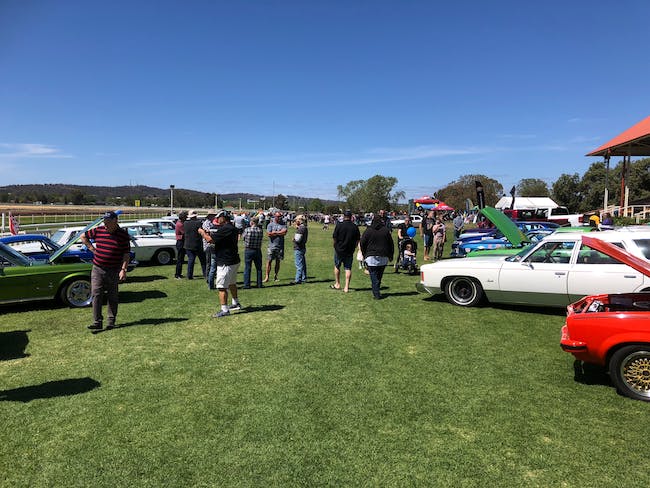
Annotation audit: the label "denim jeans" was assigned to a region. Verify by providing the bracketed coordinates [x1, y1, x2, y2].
[244, 248, 263, 287]
[294, 249, 307, 283]
[206, 246, 216, 289]
[367, 265, 386, 298]
[175, 240, 185, 277]
[185, 248, 206, 280]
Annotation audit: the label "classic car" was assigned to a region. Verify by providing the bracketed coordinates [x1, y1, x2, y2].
[0, 241, 92, 308]
[137, 218, 177, 237]
[416, 232, 650, 307]
[1, 234, 94, 263]
[53, 223, 177, 265]
[561, 291, 650, 402]
[1, 234, 138, 270]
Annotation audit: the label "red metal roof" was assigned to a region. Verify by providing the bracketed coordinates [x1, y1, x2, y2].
[586, 115, 650, 157]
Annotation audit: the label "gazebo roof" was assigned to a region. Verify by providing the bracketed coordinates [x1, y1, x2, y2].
[586, 115, 650, 157]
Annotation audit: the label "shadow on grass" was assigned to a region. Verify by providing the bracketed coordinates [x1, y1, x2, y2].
[119, 290, 168, 303]
[0, 377, 101, 403]
[0, 330, 30, 360]
[257, 279, 331, 288]
[124, 275, 167, 283]
[573, 360, 612, 387]
[383, 291, 419, 298]
[419, 294, 566, 316]
[92, 317, 188, 334]
[237, 304, 285, 314]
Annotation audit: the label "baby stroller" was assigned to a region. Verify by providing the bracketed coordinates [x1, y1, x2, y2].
[394, 237, 418, 275]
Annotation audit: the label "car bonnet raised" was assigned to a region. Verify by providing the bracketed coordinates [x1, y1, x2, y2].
[480, 206, 529, 247]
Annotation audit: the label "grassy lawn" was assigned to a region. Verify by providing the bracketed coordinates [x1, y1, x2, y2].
[1, 224, 649, 487]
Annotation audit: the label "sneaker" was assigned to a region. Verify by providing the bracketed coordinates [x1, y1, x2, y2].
[87, 324, 102, 330]
[229, 303, 241, 311]
[212, 310, 230, 318]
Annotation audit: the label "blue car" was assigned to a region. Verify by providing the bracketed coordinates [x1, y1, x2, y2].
[0, 234, 138, 269]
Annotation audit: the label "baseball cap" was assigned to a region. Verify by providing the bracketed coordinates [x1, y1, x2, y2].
[344, 210, 353, 217]
[188, 210, 198, 218]
[215, 209, 227, 219]
[103, 211, 118, 220]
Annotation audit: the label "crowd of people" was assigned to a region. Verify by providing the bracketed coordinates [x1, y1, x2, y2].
[83, 208, 452, 329]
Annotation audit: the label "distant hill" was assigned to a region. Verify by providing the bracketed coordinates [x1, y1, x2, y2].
[0, 184, 340, 210]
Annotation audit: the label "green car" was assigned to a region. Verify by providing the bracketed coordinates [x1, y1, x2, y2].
[0, 241, 92, 308]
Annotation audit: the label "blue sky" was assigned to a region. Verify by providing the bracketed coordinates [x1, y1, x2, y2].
[1, 1, 648, 202]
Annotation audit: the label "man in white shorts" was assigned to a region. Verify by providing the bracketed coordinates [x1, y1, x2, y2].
[203, 210, 242, 318]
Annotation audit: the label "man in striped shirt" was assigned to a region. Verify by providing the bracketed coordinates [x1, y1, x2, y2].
[81, 211, 131, 331]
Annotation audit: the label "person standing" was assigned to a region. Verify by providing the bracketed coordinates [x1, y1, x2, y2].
[291, 215, 308, 285]
[263, 212, 287, 283]
[360, 216, 394, 300]
[174, 211, 188, 279]
[331, 210, 360, 292]
[241, 217, 264, 289]
[205, 210, 241, 318]
[183, 210, 206, 280]
[200, 211, 217, 289]
[433, 218, 446, 261]
[81, 211, 131, 331]
[421, 210, 435, 260]
[453, 212, 464, 240]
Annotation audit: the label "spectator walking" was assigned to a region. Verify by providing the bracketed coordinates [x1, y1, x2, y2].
[200, 211, 217, 289]
[174, 211, 187, 279]
[241, 217, 264, 288]
[205, 210, 242, 318]
[331, 210, 360, 293]
[184, 210, 207, 280]
[360, 216, 394, 300]
[263, 212, 287, 283]
[291, 215, 308, 284]
[81, 211, 131, 331]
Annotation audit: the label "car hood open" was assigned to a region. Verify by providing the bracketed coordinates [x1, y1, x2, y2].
[479, 207, 529, 247]
[582, 235, 650, 278]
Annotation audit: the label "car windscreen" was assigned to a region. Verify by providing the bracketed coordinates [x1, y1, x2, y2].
[633, 239, 650, 259]
[0, 242, 33, 266]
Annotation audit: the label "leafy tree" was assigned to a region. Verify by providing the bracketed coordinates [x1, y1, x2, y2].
[578, 161, 607, 212]
[274, 194, 288, 210]
[517, 178, 549, 197]
[435, 174, 504, 210]
[337, 175, 404, 212]
[307, 198, 324, 212]
[551, 173, 582, 211]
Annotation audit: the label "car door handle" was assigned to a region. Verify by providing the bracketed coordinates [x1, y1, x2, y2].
[624, 275, 637, 278]
[555, 272, 566, 276]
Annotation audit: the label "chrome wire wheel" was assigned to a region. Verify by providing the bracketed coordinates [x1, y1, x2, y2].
[620, 351, 650, 398]
[610, 346, 650, 401]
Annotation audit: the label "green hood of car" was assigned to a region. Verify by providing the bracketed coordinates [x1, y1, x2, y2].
[479, 206, 529, 247]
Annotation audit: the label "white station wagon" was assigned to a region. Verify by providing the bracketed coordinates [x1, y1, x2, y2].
[416, 231, 650, 308]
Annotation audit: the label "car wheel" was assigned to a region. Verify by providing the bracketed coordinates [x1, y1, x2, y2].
[609, 345, 650, 402]
[444, 276, 483, 307]
[60, 278, 92, 308]
[154, 249, 173, 265]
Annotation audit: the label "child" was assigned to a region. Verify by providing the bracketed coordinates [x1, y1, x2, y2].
[403, 242, 416, 269]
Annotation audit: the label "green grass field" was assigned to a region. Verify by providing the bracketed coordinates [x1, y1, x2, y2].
[1, 225, 649, 487]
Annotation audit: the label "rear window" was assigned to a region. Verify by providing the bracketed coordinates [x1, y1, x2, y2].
[633, 239, 650, 259]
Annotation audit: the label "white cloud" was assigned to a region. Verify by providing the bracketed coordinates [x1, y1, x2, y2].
[0, 143, 73, 159]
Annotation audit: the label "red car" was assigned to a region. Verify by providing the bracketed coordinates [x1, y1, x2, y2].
[561, 238, 650, 401]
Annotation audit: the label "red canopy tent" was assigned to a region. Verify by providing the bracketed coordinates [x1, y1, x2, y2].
[586, 115, 650, 209]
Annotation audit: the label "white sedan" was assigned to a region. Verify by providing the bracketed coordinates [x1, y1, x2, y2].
[416, 231, 650, 307]
[52, 223, 178, 265]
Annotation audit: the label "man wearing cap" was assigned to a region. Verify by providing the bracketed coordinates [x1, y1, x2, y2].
[81, 211, 131, 331]
[183, 210, 207, 280]
[331, 210, 360, 292]
[291, 215, 308, 285]
[202, 210, 242, 318]
[263, 212, 287, 283]
[241, 217, 264, 289]
[201, 210, 217, 289]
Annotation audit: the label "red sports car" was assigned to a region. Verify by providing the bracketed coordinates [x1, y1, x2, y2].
[561, 239, 650, 401]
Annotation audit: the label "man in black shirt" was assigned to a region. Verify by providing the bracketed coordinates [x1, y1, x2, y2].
[331, 210, 361, 293]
